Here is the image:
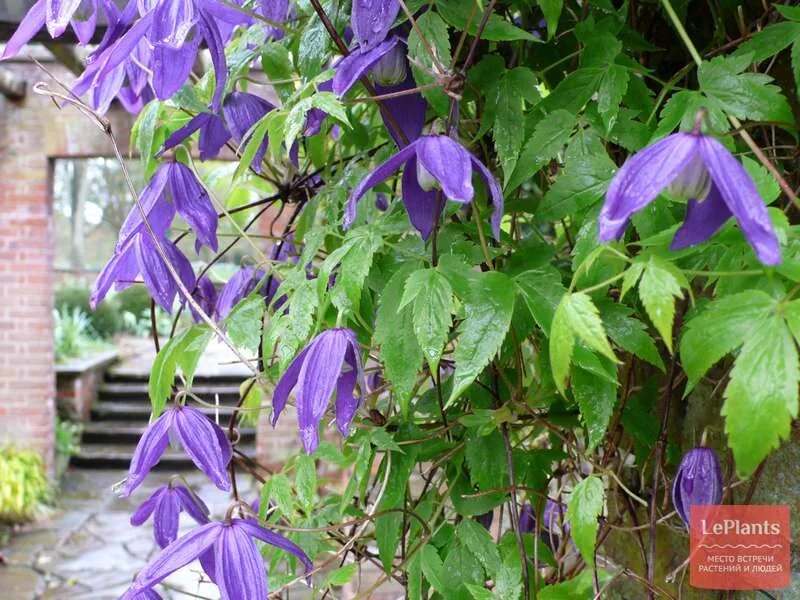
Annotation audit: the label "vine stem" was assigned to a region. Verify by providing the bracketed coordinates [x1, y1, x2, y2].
[659, 0, 800, 209]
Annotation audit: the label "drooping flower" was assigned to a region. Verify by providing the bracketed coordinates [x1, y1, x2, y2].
[345, 134, 504, 240]
[598, 131, 781, 265]
[119, 516, 312, 600]
[222, 92, 277, 172]
[188, 276, 217, 323]
[91, 231, 195, 313]
[214, 267, 270, 320]
[120, 405, 232, 497]
[519, 503, 535, 534]
[159, 112, 231, 161]
[672, 447, 723, 528]
[351, 0, 399, 51]
[475, 510, 493, 531]
[272, 328, 366, 453]
[130, 482, 210, 548]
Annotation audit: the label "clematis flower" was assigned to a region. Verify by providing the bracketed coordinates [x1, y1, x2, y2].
[345, 134, 504, 240]
[598, 131, 781, 265]
[120, 405, 232, 497]
[120, 516, 312, 600]
[222, 92, 277, 172]
[475, 511, 493, 531]
[272, 328, 366, 453]
[351, 0, 399, 51]
[130, 482, 210, 548]
[672, 447, 723, 528]
[91, 231, 195, 313]
[188, 276, 217, 323]
[159, 112, 231, 161]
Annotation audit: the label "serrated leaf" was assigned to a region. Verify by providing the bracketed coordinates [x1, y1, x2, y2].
[437, 0, 537, 41]
[458, 519, 502, 576]
[566, 475, 604, 569]
[549, 297, 575, 395]
[572, 367, 617, 451]
[494, 72, 526, 183]
[447, 272, 516, 405]
[294, 454, 316, 509]
[506, 110, 574, 193]
[597, 63, 629, 129]
[400, 269, 454, 373]
[376, 447, 418, 572]
[600, 301, 665, 370]
[514, 268, 568, 332]
[149, 325, 212, 417]
[539, 570, 600, 599]
[136, 100, 161, 178]
[224, 294, 266, 353]
[408, 11, 452, 114]
[637, 256, 687, 352]
[564, 293, 617, 361]
[538, 0, 562, 38]
[420, 544, 447, 592]
[323, 563, 358, 587]
[733, 21, 800, 63]
[261, 43, 295, 102]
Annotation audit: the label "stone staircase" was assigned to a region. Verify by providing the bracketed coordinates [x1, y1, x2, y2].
[71, 371, 255, 469]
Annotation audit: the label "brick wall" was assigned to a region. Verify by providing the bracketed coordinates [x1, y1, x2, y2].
[0, 55, 133, 472]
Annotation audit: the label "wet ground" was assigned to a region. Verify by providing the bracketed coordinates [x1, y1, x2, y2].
[0, 469, 257, 600]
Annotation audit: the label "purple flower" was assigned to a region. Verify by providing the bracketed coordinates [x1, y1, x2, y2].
[475, 510, 493, 531]
[159, 112, 231, 161]
[345, 134, 504, 240]
[189, 276, 217, 323]
[599, 131, 781, 265]
[120, 517, 312, 600]
[214, 267, 269, 320]
[222, 92, 277, 173]
[375, 192, 389, 212]
[672, 447, 723, 528]
[130, 483, 210, 548]
[519, 503, 535, 534]
[120, 405, 232, 497]
[351, 0, 399, 51]
[272, 328, 366, 453]
[91, 232, 195, 313]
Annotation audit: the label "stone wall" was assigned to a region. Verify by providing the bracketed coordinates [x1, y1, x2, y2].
[0, 53, 134, 472]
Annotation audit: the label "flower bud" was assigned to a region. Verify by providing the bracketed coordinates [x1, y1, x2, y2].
[371, 45, 407, 87]
[668, 154, 712, 201]
[375, 192, 389, 212]
[519, 503, 535, 533]
[672, 447, 723, 528]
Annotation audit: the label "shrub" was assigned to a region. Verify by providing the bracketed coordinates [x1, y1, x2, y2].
[53, 306, 96, 361]
[0, 448, 50, 523]
[55, 284, 123, 338]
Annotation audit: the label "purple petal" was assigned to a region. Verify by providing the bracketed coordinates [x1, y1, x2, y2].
[599, 133, 700, 241]
[95, 11, 153, 83]
[335, 346, 360, 437]
[344, 140, 420, 228]
[119, 165, 173, 248]
[400, 156, 441, 240]
[130, 486, 166, 526]
[235, 519, 313, 573]
[120, 409, 175, 497]
[198, 9, 227, 112]
[352, 0, 399, 51]
[295, 329, 350, 453]
[174, 485, 210, 524]
[416, 136, 474, 203]
[375, 74, 427, 146]
[152, 40, 199, 100]
[198, 113, 231, 159]
[698, 136, 781, 265]
[199, 548, 216, 583]
[304, 80, 333, 137]
[256, 0, 289, 40]
[160, 113, 209, 156]
[150, 0, 196, 47]
[153, 487, 182, 548]
[470, 154, 504, 240]
[121, 522, 222, 599]
[46, 0, 82, 37]
[672, 447, 723, 528]
[92, 60, 126, 114]
[90, 242, 139, 309]
[136, 234, 194, 313]
[189, 276, 217, 323]
[214, 267, 267, 320]
[174, 406, 232, 491]
[222, 92, 275, 172]
[69, 0, 97, 45]
[166, 161, 219, 252]
[333, 36, 401, 97]
[2, 0, 46, 59]
[670, 184, 732, 251]
[271, 345, 310, 427]
[214, 524, 267, 600]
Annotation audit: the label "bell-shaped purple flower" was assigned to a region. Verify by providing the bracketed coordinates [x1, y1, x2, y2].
[91, 231, 195, 313]
[475, 510, 493, 531]
[120, 517, 312, 600]
[188, 275, 217, 323]
[159, 112, 231, 161]
[272, 328, 366, 453]
[519, 503, 535, 534]
[351, 0, 399, 51]
[214, 267, 269, 320]
[598, 131, 781, 265]
[346, 134, 504, 240]
[120, 405, 233, 497]
[130, 482, 210, 548]
[672, 447, 723, 528]
[222, 92, 277, 173]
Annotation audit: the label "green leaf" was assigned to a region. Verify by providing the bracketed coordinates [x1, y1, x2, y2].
[506, 110, 574, 193]
[375, 264, 424, 415]
[437, 0, 537, 41]
[597, 63, 629, 129]
[135, 100, 161, 178]
[679, 290, 775, 392]
[566, 475, 604, 569]
[376, 447, 418, 572]
[323, 563, 358, 588]
[699, 55, 793, 124]
[539, 570, 601, 599]
[148, 325, 213, 417]
[294, 454, 316, 510]
[224, 294, 266, 353]
[420, 544, 448, 592]
[298, 12, 329, 76]
[636, 256, 688, 352]
[538, 0, 562, 38]
[537, 68, 604, 116]
[448, 272, 516, 405]
[494, 71, 527, 183]
[261, 43, 295, 102]
[600, 301, 665, 370]
[465, 584, 495, 600]
[458, 519, 502, 576]
[408, 11, 452, 114]
[514, 268, 567, 332]
[549, 297, 575, 395]
[323, 226, 382, 313]
[572, 367, 617, 451]
[233, 116, 270, 181]
[401, 269, 454, 373]
[733, 21, 800, 63]
[723, 316, 798, 477]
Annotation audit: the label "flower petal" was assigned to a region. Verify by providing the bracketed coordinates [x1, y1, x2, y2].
[235, 519, 313, 574]
[214, 267, 266, 320]
[153, 487, 181, 548]
[174, 406, 232, 491]
[599, 133, 700, 241]
[166, 162, 219, 252]
[352, 0, 399, 51]
[121, 522, 222, 599]
[152, 39, 199, 100]
[374, 74, 427, 146]
[333, 36, 401, 97]
[136, 234, 193, 313]
[670, 183, 732, 251]
[271, 345, 310, 427]
[335, 346, 359, 437]
[470, 154, 504, 240]
[130, 486, 165, 526]
[118, 164, 173, 248]
[416, 136, 474, 203]
[90, 241, 139, 309]
[400, 157, 441, 240]
[174, 485, 210, 524]
[2, 0, 46, 59]
[120, 409, 175, 497]
[46, 0, 82, 37]
[214, 524, 267, 600]
[150, 0, 196, 48]
[69, 0, 97, 45]
[344, 140, 419, 229]
[198, 9, 227, 112]
[698, 136, 781, 265]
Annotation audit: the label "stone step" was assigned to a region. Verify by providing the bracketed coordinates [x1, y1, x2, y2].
[98, 382, 243, 403]
[105, 371, 249, 386]
[90, 401, 242, 421]
[81, 420, 256, 444]
[70, 442, 256, 469]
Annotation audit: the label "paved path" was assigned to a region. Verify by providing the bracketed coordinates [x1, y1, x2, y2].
[0, 469, 257, 600]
